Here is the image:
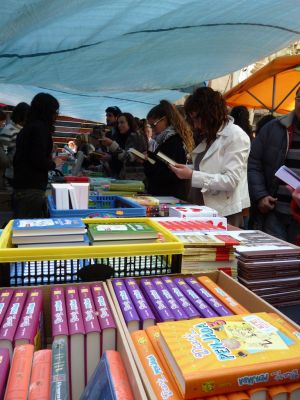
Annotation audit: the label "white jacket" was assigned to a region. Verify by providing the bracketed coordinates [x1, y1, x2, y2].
[191, 117, 250, 217]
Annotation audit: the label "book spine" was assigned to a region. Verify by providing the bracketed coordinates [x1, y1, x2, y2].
[0, 348, 10, 400]
[197, 276, 248, 314]
[78, 285, 101, 334]
[140, 279, 174, 322]
[124, 278, 155, 324]
[5, 344, 34, 400]
[90, 283, 116, 330]
[0, 289, 14, 328]
[28, 349, 52, 400]
[184, 277, 233, 316]
[14, 288, 43, 347]
[152, 278, 188, 320]
[173, 278, 218, 318]
[131, 330, 182, 400]
[50, 287, 69, 338]
[51, 338, 69, 400]
[112, 279, 140, 327]
[65, 286, 85, 336]
[161, 276, 200, 319]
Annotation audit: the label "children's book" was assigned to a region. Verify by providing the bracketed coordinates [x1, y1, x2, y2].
[88, 222, 157, 241]
[158, 312, 300, 399]
[12, 217, 86, 236]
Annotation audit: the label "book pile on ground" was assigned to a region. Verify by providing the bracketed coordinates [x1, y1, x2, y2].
[88, 221, 159, 245]
[52, 182, 90, 209]
[11, 217, 89, 247]
[131, 312, 300, 400]
[51, 283, 116, 399]
[234, 230, 300, 307]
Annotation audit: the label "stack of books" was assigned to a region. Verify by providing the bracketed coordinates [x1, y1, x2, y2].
[129, 196, 185, 217]
[169, 204, 219, 218]
[52, 182, 89, 210]
[11, 217, 89, 247]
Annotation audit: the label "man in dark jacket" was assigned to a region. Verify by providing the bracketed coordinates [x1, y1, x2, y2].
[248, 87, 300, 243]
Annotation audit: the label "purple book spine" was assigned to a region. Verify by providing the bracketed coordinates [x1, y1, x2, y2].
[0, 289, 14, 328]
[78, 286, 101, 334]
[90, 283, 116, 330]
[0, 348, 10, 399]
[173, 278, 217, 318]
[161, 276, 200, 319]
[51, 287, 69, 338]
[152, 278, 188, 321]
[65, 286, 85, 335]
[124, 278, 155, 323]
[14, 288, 43, 344]
[112, 279, 140, 326]
[184, 277, 233, 316]
[140, 279, 174, 322]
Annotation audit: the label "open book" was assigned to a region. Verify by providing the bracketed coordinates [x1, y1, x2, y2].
[275, 165, 300, 189]
[128, 148, 155, 165]
[156, 151, 177, 167]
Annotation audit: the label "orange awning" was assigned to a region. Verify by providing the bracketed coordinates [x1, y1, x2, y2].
[225, 55, 300, 114]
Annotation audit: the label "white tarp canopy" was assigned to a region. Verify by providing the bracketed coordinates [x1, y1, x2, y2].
[1, 0, 300, 120]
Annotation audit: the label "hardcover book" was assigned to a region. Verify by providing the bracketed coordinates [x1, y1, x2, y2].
[88, 222, 157, 242]
[14, 288, 43, 349]
[158, 312, 300, 399]
[0, 289, 14, 328]
[112, 279, 140, 333]
[125, 278, 155, 329]
[28, 349, 52, 400]
[0, 348, 10, 400]
[51, 338, 69, 400]
[140, 279, 174, 322]
[78, 285, 101, 383]
[51, 287, 69, 340]
[91, 283, 116, 353]
[173, 278, 217, 318]
[15, 233, 89, 246]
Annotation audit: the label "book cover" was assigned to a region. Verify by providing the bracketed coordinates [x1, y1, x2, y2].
[4, 344, 34, 400]
[125, 278, 155, 329]
[0, 289, 14, 328]
[65, 286, 85, 400]
[112, 279, 140, 333]
[16, 233, 89, 247]
[169, 205, 218, 218]
[128, 147, 156, 165]
[70, 182, 89, 209]
[173, 278, 218, 318]
[158, 312, 300, 399]
[184, 277, 233, 317]
[161, 276, 200, 319]
[197, 276, 249, 314]
[88, 222, 157, 242]
[51, 287, 69, 340]
[51, 184, 70, 210]
[140, 278, 174, 322]
[129, 196, 159, 206]
[275, 165, 300, 189]
[80, 350, 134, 400]
[28, 349, 52, 400]
[152, 278, 188, 321]
[78, 285, 101, 383]
[0, 289, 28, 359]
[51, 338, 69, 400]
[12, 217, 86, 237]
[91, 283, 116, 353]
[156, 151, 177, 167]
[131, 330, 182, 400]
[14, 288, 43, 349]
[158, 218, 227, 232]
[0, 348, 10, 400]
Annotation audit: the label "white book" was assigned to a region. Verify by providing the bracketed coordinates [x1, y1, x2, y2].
[156, 151, 177, 167]
[71, 182, 89, 209]
[68, 186, 79, 209]
[275, 165, 300, 189]
[51, 183, 70, 210]
[128, 147, 156, 165]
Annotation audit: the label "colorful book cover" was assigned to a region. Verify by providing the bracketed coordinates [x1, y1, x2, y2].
[112, 279, 140, 333]
[125, 278, 155, 329]
[0, 289, 28, 358]
[12, 217, 86, 236]
[91, 283, 116, 353]
[140, 278, 174, 322]
[158, 312, 300, 399]
[51, 338, 69, 400]
[14, 288, 43, 349]
[5, 344, 34, 400]
[50, 287, 69, 339]
[0, 348, 10, 400]
[161, 276, 200, 319]
[88, 222, 157, 241]
[197, 276, 249, 314]
[0, 288, 14, 328]
[173, 278, 217, 318]
[152, 278, 188, 321]
[184, 277, 232, 317]
[131, 330, 182, 400]
[28, 349, 52, 400]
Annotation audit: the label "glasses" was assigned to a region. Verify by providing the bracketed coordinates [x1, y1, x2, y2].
[149, 117, 164, 129]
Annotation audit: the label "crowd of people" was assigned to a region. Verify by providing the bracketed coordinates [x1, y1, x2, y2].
[0, 86, 299, 244]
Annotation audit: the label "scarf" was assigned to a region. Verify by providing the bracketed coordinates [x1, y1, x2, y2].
[153, 125, 176, 150]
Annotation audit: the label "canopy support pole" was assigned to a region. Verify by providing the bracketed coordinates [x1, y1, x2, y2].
[271, 75, 276, 114]
[246, 90, 272, 112]
[273, 81, 300, 112]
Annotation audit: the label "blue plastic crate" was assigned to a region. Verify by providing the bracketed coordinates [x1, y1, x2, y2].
[48, 195, 146, 218]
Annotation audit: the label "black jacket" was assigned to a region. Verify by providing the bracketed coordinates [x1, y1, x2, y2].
[13, 120, 56, 191]
[144, 134, 189, 200]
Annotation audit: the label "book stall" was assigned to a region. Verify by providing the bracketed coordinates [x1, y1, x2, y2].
[0, 186, 299, 399]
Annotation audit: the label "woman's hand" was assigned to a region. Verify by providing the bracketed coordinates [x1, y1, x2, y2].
[169, 163, 193, 179]
[100, 137, 113, 147]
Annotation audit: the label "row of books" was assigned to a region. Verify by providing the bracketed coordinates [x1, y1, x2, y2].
[0, 343, 133, 400]
[52, 182, 89, 210]
[112, 276, 248, 333]
[132, 312, 300, 400]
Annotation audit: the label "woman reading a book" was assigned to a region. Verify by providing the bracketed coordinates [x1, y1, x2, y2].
[144, 100, 194, 200]
[170, 87, 250, 226]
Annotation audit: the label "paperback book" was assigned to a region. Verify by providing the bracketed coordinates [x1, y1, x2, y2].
[88, 222, 157, 242]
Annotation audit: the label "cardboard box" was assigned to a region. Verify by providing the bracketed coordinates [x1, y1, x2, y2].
[107, 271, 300, 399]
[6, 281, 147, 400]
